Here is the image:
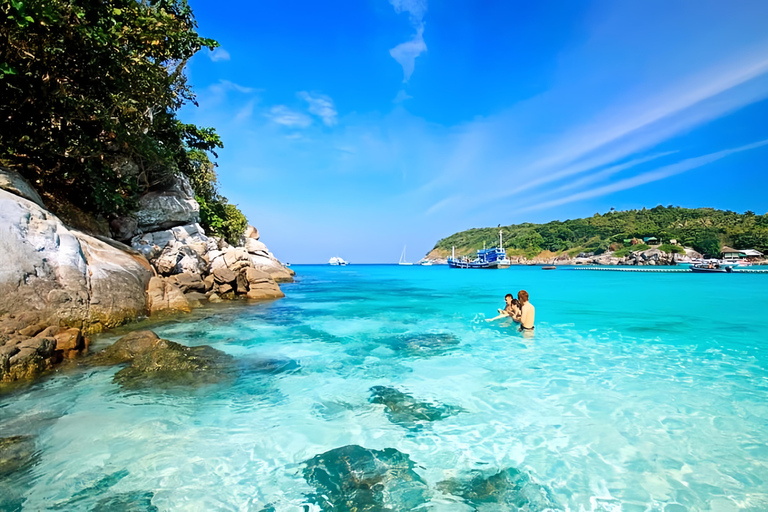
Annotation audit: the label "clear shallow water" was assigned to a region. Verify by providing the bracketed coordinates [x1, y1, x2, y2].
[2, 265, 768, 511]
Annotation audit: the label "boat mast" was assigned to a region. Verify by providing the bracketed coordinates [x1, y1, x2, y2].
[452, 246, 455, 260]
[499, 229, 503, 249]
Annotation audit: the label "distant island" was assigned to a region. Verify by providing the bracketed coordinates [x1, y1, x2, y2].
[427, 206, 767, 265]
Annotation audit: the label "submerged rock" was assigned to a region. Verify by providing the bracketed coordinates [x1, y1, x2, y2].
[302, 444, 430, 511]
[0, 435, 38, 478]
[89, 330, 234, 389]
[370, 386, 461, 427]
[92, 491, 158, 512]
[437, 467, 560, 511]
[389, 332, 460, 356]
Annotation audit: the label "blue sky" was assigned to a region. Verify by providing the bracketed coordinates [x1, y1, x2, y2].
[180, 0, 768, 263]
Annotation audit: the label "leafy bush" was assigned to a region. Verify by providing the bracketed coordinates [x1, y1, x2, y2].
[197, 195, 247, 245]
[658, 244, 685, 254]
[631, 244, 650, 252]
[613, 247, 631, 258]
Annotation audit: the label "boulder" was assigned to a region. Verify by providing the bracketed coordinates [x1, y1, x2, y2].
[132, 222, 206, 249]
[109, 216, 139, 243]
[134, 174, 200, 232]
[213, 267, 237, 284]
[166, 272, 206, 293]
[153, 240, 207, 275]
[146, 276, 191, 315]
[245, 238, 269, 256]
[250, 254, 294, 282]
[1, 336, 57, 383]
[0, 435, 38, 478]
[0, 186, 152, 334]
[387, 332, 460, 356]
[54, 328, 83, 352]
[243, 269, 284, 300]
[243, 225, 259, 240]
[437, 467, 559, 511]
[0, 167, 45, 208]
[303, 445, 430, 511]
[89, 330, 235, 389]
[369, 386, 461, 428]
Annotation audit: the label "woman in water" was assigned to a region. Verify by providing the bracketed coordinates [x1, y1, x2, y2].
[486, 293, 521, 322]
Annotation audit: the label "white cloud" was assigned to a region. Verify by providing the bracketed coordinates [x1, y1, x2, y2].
[266, 105, 313, 128]
[233, 99, 257, 123]
[208, 48, 231, 62]
[389, 0, 427, 20]
[393, 90, 413, 103]
[299, 91, 338, 126]
[520, 139, 768, 212]
[388, 0, 428, 82]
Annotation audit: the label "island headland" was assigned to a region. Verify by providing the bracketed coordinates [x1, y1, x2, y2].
[426, 206, 768, 266]
[0, 1, 291, 385]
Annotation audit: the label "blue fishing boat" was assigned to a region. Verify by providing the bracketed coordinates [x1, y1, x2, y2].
[448, 230, 510, 269]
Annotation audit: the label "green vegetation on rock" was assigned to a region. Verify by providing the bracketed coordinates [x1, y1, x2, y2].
[1, 0, 245, 241]
[432, 206, 768, 258]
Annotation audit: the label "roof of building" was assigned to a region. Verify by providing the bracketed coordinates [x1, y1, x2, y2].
[742, 249, 763, 257]
[721, 246, 742, 254]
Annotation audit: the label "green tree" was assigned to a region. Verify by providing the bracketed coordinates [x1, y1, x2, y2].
[1, 0, 221, 215]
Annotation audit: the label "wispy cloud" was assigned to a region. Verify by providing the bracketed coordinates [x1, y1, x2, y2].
[299, 91, 338, 126]
[208, 48, 231, 62]
[266, 105, 313, 128]
[393, 90, 413, 103]
[520, 139, 768, 212]
[389, 0, 428, 82]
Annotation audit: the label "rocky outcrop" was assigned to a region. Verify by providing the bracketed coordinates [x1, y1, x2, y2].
[303, 445, 431, 511]
[0, 168, 291, 383]
[0, 312, 87, 383]
[437, 467, 560, 510]
[370, 386, 462, 428]
[134, 174, 199, 233]
[0, 186, 152, 334]
[89, 330, 235, 389]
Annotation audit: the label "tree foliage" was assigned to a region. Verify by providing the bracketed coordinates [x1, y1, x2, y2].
[434, 206, 768, 258]
[0, 0, 243, 228]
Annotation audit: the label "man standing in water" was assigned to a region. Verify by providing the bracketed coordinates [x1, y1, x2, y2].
[518, 290, 535, 333]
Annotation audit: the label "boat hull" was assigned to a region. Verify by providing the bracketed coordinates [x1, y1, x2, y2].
[448, 260, 506, 269]
[690, 266, 731, 273]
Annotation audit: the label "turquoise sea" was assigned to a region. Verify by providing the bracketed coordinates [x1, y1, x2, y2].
[2, 265, 768, 511]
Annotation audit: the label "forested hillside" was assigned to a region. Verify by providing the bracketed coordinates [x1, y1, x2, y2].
[0, 0, 245, 243]
[431, 206, 768, 258]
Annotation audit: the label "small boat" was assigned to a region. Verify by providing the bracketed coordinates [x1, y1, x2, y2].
[399, 246, 413, 266]
[329, 256, 348, 266]
[448, 230, 510, 269]
[542, 266, 557, 270]
[419, 259, 433, 266]
[690, 263, 732, 273]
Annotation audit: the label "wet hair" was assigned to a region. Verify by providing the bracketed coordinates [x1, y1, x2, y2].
[518, 290, 529, 303]
[504, 293, 513, 300]
[511, 298, 521, 308]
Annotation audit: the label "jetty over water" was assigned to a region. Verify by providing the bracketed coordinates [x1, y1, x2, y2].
[570, 267, 768, 274]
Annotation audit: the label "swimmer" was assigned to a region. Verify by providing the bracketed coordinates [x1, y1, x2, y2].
[485, 293, 521, 322]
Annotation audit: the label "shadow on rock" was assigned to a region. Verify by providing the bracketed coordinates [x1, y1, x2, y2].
[437, 467, 560, 511]
[302, 444, 431, 511]
[87, 330, 236, 390]
[370, 386, 462, 429]
[386, 332, 460, 357]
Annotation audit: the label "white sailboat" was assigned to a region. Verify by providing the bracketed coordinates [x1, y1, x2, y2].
[398, 246, 413, 266]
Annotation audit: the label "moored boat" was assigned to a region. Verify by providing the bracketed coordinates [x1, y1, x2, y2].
[398, 246, 413, 266]
[329, 256, 348, 266]
[448, 230, 510, 269]
[542, 266, 557, 270]
[690, 262, 731, 273]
